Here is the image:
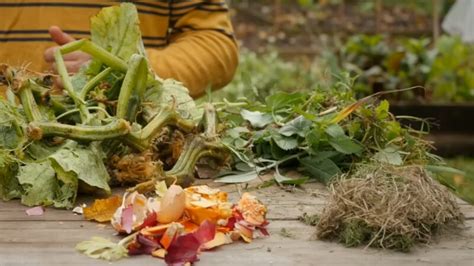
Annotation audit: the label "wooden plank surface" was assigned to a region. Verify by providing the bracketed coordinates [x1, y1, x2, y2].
[1, 182, 474, 266]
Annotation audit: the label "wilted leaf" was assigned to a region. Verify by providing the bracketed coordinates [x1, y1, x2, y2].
[144, 79, 201, 121]
[83, 195, 122, 222]
[330, 96, 372, 123]
[0, 151, 21, 201]
[76, 237, 128, 261]
[90, 3, 145, 61]
[49, 142, 111, 194]
[17, 161, 77, 208]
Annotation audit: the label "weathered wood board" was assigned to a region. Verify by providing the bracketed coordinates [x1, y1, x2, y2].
[1, 182, 473, 266]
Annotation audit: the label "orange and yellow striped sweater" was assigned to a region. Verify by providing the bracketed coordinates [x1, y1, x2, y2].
[0, 0, 238, 97]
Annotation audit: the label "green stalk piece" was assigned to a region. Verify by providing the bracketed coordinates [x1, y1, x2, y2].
[115, 54, 148, 120]
[165, 136, 228, 186]
[17, 81, 44, 122]
[124, 106, 195, 151]
[128, 104, 228, 192]
[27, 119, 131, 141]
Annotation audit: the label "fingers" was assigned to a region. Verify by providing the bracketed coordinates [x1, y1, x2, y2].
[44, 46, 57, 63]
[48, 25, 75, 45]
[45, 25, 91, 76]
[45, 48, 87, 63]
[51, 59, 87, 74]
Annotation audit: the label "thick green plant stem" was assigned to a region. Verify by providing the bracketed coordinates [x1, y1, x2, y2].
[166, 104, 225, 185]
[115, 54, 148, 120]
[165, 136, 227, 186]
[54, 49, 90, 123]
[18, 81, 44, 122]
[124, 106, 195, 151]
[56, 39, 128, 123]
[79, 67, 112, 100]
[200, 103, 218, 139]
[128, 137, 227, 192]
[59, 39, 127, 71]
[27, 119, 131, 141]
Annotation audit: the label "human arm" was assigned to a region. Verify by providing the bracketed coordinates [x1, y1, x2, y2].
[146, 1, 239, 98]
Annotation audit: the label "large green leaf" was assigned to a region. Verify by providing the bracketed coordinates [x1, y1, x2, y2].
[0, 151, 21, 201]
[325, 124, 362, 155]
[17, 161, 77, 208]
[143, 79, 201, 121]
[328, 137, 363, 155]
[90, 3, 145, 61]
[300, 156, 341, 184]
[48, 142, 111, 194]
[325, 124, 346, 138]
[0, 99, 25, 150]
[271, 133, 298, 151]
[279, 116, 312, 137]
[241, 109, 273, 128]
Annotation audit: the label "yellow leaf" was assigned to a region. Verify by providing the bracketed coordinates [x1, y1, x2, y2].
[330, 96, 372, 124]
[83, 195, 122, 222]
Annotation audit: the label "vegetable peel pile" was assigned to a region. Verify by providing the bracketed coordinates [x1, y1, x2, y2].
[77, 183, 269, 264]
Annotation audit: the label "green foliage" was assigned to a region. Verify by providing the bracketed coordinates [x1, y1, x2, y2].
[429, 36, 474, 102]
[16, 142, 111, 208]
[0, 151, 21, 201]
[432, 158, 474, 204]
[211, 50, 328, 102]
[336, 34, 474, 102]
[0, 3, 184, 208]
[90, 2, 145, 61]
[215, 75, 433, 185]
[338, 34, 435, 100]
[0, 98, 26, 151]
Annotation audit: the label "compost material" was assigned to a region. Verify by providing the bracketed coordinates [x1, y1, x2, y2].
[316, 164, 463, 251]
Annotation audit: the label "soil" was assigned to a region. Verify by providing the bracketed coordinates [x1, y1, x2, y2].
[230, 1, 437, 54]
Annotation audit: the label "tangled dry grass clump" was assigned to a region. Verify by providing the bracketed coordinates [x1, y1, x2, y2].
[316, 164, 463, 252]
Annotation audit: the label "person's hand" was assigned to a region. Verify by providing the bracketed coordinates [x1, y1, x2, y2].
[44, 26, 91, 74]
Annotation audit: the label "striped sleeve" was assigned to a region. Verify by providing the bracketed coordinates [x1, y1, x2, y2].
[146, 0, 239, 98]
